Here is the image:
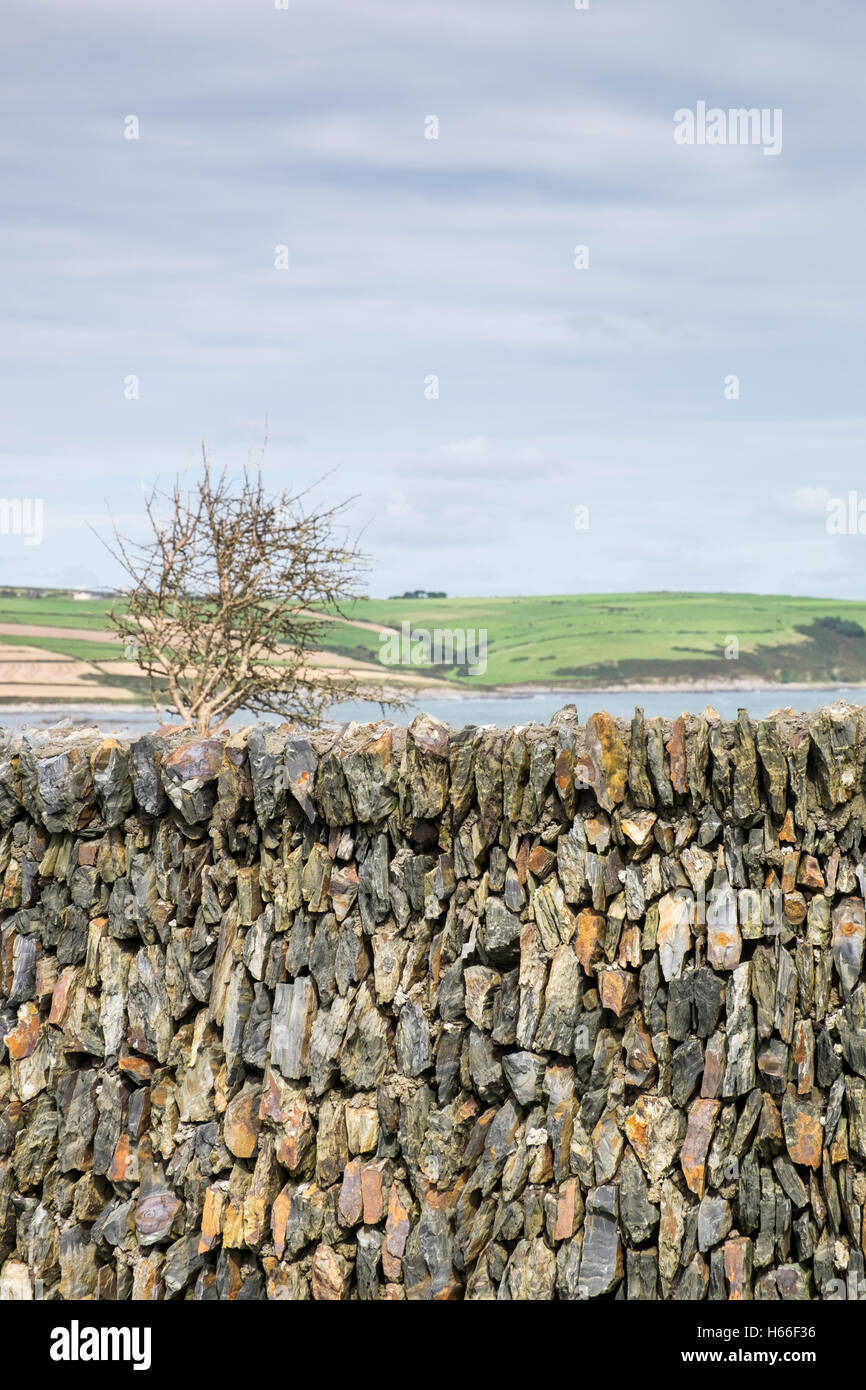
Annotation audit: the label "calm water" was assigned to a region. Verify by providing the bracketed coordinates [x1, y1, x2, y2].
[0, 686, 863, 736]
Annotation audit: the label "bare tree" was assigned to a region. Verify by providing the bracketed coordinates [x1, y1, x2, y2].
[102, 451, 397, 733]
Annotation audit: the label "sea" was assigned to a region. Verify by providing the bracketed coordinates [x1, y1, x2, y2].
[0, 686, 864, 736]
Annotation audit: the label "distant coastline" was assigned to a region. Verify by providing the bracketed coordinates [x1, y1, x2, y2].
[4, 589, 866, 717]
[5, 674, 866, 714]
[3, 674, 866, 720]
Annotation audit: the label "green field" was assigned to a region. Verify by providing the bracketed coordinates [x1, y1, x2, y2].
[0, 633, 125, 661]
[0, 594, 117, 629]
[3, 589, 866, 692]
[317, 592, 866, 687]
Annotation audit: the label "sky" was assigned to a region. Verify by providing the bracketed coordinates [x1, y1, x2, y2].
[2, 0, 866, 598]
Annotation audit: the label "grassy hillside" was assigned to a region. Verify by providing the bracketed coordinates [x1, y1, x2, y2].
[317, 592, 866, 687]
[2, 589, 866, 698]
[0, 593, 118, 630]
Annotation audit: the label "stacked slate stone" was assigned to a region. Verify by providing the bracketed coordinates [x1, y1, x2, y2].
[1, 706, 866, 1301]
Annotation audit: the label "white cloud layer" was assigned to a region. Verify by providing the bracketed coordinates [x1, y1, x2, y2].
[1, 0, 865, 596]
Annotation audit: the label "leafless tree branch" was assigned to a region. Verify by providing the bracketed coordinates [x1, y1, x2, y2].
[97, 452, 402, 734]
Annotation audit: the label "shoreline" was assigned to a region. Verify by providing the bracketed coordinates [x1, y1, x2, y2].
[455, 678, 866, 700]
[1, 674, 866, 719]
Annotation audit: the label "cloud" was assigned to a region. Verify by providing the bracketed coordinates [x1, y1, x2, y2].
[439, 438, 490, 461]
[791, 486, 831, 515]
[1, 0, 865, 598]
[386, 490, 410, 515]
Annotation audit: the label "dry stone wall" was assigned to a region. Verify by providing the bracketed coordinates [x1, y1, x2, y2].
[2, 705, 866, 1301]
